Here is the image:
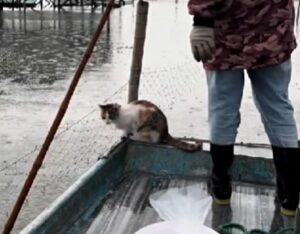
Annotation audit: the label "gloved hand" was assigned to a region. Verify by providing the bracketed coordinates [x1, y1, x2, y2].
[190, 26, 215, 62]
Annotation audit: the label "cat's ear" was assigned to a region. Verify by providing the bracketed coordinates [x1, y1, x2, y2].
[98, 104, 106, 110]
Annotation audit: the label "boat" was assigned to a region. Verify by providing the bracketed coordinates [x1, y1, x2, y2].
[3, 1, 299, 233]
[19, 140, 299, 234]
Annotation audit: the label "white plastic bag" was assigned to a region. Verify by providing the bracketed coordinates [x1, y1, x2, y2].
[135, 184, 217, 234]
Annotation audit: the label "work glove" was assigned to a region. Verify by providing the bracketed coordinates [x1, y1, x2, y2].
[190, 26, 215, 62]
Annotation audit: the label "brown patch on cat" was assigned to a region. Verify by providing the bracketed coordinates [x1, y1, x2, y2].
[132, 100, 158, 108]
[138, 108, 154, 123]
[134, 100, 202, 152]
[162, 135, 202, 152]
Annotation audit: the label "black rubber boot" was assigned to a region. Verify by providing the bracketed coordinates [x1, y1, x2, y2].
[272, 146, 300, 217]
[208, 143, 234, 205]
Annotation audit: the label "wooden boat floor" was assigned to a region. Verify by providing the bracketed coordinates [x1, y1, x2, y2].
[76, 174, 296, 234]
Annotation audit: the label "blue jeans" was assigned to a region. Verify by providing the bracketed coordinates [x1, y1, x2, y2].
[206, 59, 298, 148]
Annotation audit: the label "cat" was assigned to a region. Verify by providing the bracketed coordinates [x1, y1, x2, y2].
[98, 100, 202, 152]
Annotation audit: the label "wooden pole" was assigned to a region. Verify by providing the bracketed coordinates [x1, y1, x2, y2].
[2, 0, 114, 233]
[128, 0, 149, 102]
[297, 0, 300, 28]
[296, 210, 300, 234]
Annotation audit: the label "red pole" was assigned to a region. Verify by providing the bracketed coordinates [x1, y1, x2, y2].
[2, 0, 115, 233]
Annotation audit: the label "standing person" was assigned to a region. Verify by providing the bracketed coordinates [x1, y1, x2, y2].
[188, 0, 300, 216]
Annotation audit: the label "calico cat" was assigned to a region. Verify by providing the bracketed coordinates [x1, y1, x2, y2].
[99, 100, 202, 152]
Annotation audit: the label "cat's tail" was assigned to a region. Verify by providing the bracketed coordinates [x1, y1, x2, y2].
[164, 135, 202, 152]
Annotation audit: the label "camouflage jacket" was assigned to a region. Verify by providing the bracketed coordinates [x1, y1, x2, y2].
[188, 0, 297, 70]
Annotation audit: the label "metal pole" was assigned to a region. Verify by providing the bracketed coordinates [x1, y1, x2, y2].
[2, 0, 115, 233]
[128, 0, 149, 102]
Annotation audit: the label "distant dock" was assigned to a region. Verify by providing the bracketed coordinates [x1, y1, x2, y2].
[0, 0, 128, 11]
[0, 0, 39, 9]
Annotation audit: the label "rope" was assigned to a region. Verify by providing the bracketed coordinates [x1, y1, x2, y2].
[218, 223, 248, 234]
[177, 137, 272, 149]
[0, 147, 39, 173]
[2, 0, 115, 232]
[248, 230, 268, 234]
[274, 227, 294, 234]
[218, 223, 294, 234]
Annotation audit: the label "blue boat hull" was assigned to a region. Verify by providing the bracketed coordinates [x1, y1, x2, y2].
[20, 141, 298, 234]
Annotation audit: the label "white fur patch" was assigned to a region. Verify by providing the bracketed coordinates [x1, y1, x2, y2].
[110, 104, 160, 143]
[104, 112, 111, 124]
[113, 104, 142, 130]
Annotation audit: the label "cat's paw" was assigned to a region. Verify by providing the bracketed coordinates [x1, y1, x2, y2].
[120, 136, 128, 141]
[97, 155, 108, 160]
[194, 140, 203, 151]
[121, 132, 133, 141]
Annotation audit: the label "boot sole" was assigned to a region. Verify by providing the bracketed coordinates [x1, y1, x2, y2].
[280, 207, 296, 217]
[214, 197, 231, 206]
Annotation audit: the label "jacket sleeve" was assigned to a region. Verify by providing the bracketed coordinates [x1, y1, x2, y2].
[188, 0, 232, 18]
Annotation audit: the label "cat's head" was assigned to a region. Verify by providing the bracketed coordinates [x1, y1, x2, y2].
[98, 103, 121, 124]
